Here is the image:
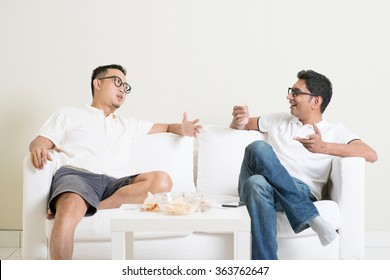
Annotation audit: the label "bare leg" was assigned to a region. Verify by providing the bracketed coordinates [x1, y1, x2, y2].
[98, 171, 172, 209]
[49, 192, 88, 260]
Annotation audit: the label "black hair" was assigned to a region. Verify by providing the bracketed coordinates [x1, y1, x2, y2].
[90, 64, 127, 96]
[297, 70, 332, 113]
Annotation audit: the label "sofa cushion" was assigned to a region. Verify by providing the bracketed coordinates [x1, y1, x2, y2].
[127, 133, 196, 193]
[197, 125, 264, 196]
[46, 208, 193, 241]
[46, 200, 339, 241]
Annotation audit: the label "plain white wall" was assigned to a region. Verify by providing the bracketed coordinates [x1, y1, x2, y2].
[0, 0, 388, 231]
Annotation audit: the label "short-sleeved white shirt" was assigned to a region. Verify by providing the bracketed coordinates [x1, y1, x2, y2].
[258, 113, 359, 200]
[39, 104, 153, 178]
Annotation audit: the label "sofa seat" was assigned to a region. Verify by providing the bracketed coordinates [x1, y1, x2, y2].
[44, 201, 340, 260]
[23, 125, 365, 260]
[46, 199, 340, 241]
[46, 208, 194, 241]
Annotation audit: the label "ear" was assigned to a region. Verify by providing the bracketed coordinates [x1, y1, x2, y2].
[93, 79, 101, 92]
[312, 96, 323, 110]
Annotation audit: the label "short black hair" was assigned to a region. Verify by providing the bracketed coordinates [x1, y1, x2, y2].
[297, 70, 332, 113]
[91, 64, 127, 96]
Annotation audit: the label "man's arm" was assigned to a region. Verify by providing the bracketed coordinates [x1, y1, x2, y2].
[148, 112, 201, 137]
[29, 135, 55, 170]
[295, 123, 378, 163]
[230, 105, 259, 130]
[326, 140, 378, 163]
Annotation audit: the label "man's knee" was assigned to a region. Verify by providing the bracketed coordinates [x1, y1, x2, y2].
[54, 192, 88, 217]
[133, 171, 172, 192]
[151, 171, 172, 193]
[246, 140, 271, 155]
[244, 140, 276, 165]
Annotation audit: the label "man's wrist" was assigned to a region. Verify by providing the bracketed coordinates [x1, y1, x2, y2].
[230, 122, 244, 130]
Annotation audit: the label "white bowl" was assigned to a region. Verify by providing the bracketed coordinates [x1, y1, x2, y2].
[154, 192, 202, 215]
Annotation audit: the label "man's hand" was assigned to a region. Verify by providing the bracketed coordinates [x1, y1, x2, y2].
[294, 123, 327, 153]
[181, 112, 202, 137]
[29, 136, 54, 170]
[230, 105, 249, 130]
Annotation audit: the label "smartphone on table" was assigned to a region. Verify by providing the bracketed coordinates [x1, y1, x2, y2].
[221, 201, 246, 208]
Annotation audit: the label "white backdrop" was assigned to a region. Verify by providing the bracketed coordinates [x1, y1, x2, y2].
[0, 0, 388, 232]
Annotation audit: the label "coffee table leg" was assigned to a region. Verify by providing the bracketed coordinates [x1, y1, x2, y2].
[112, 231, 134, 260]
[234, 231, 251, 260]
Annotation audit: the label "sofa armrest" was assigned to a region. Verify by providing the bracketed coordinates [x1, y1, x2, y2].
[22, 152, 56, 259]
[328, 156, 365, 259]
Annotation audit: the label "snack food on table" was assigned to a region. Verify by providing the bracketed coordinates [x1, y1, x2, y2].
[155, 192, 202, 215]
[141, 192, 160, 212]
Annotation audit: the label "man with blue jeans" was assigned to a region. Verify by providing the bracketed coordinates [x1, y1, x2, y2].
[230, 70, 377, 259]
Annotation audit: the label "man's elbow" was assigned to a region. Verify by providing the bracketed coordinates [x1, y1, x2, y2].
[366, 150, 378, 163]
[366, 152, 378, 163]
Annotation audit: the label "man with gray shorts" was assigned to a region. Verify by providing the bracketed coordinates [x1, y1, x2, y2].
[29, 64, 201, 259]
[49, 166, 137, 217]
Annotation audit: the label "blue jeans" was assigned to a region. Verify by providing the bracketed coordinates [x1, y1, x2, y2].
[238, 141, 319, 260]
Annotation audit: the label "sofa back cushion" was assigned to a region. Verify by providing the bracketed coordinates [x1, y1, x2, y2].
[128, 133, 196, 193]
[197, 125, 264, 196]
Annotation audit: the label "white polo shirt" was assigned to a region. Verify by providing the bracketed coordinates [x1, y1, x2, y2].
[258, 113, 359, 200]
[39, 104, 153, 178]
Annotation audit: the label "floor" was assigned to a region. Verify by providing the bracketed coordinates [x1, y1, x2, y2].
[1, 231, 390, 260]
[0, 230, 22, 260]
[1, 247, 22, 260]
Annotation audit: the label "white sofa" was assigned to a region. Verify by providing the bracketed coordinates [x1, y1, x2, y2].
[22, 125, 366, 260]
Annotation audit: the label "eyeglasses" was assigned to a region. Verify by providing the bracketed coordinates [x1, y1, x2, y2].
[98, 76, 131, 94]
[288, 87, 318, 98]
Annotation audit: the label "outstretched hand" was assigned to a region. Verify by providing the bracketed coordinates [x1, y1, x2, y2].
[294, 123, 327, 153]
[181, 112, 202, 137]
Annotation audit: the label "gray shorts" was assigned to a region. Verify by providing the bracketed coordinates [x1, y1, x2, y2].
[49, 166, 136, 216]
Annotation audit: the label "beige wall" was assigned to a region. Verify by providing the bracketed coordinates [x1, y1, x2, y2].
[0, 0, 389, 231]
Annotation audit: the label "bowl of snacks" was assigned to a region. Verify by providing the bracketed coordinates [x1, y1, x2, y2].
[154, 192, 202, 215]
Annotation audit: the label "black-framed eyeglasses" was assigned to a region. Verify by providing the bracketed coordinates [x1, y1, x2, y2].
[288, 87, 318, 98]
[98, 76, 131, 94]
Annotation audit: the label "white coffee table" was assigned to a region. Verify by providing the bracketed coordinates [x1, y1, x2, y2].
[111, 205, 251, 260]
